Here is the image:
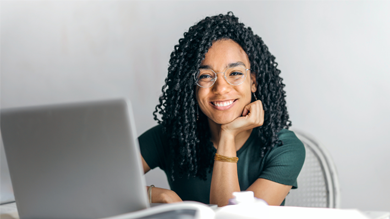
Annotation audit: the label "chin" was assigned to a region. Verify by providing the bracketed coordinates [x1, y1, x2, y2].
[210, 115, 238, 125]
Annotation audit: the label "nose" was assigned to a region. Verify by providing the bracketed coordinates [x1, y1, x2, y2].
[212, 73, 231, 95]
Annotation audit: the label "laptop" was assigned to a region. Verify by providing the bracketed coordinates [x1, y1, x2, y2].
[0, 133, 15, 205]
[1, 99, 214, 219]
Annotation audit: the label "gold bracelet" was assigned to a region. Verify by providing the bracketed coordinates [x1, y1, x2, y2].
[214, 153, 239, 163]
[148, 185, 155, 203]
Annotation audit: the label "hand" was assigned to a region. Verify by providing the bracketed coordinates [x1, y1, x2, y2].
[151, 187, 183, 203]
[221, 100, 264, 137]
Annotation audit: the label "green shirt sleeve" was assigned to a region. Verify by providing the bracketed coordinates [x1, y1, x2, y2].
[138, 125, 169, 171]
[259, 129, 305, 189]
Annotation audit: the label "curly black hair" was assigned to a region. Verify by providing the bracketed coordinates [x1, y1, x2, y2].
[153, 12, 291, 181]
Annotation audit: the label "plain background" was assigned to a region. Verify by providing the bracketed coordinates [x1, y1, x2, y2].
[1, 0, 389, 212]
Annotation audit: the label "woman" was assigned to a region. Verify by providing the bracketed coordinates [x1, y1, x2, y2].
[139, 12, 305, 207]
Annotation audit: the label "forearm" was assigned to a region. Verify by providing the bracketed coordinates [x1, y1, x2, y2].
[209, 134, 240, 206]
[146, 186, 182, 203]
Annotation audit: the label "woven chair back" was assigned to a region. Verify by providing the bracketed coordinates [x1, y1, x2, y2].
[285, 130, 340, 208]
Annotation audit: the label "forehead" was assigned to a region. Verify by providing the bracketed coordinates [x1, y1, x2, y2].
[201, 39, 250, 69]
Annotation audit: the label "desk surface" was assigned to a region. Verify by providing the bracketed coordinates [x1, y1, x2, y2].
[1, 202, 389, 219]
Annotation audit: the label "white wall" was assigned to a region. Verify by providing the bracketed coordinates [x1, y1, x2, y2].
[1, 1, 389, 211]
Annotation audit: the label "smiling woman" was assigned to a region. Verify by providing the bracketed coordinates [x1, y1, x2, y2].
[138, 12, 305, 207]
[196, 39, 256, 126]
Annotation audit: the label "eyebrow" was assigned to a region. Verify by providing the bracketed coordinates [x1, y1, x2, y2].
[199, 61, 247, 70]
[228, 61, 247, 68]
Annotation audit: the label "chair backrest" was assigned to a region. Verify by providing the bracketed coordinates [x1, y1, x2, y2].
[285, 129, 341, 208]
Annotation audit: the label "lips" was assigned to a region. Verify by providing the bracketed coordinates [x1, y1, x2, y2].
[210, 99, 237, 110]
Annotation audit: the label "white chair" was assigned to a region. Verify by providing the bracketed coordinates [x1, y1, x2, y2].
[285, 129, 341, 208]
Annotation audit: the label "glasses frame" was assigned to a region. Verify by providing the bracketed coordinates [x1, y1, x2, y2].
[194, 66, 251, 88]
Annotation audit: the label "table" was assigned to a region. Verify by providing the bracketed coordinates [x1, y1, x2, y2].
[1, 202, 389, 219]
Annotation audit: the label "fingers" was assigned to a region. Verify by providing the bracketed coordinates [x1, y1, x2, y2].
[242, 100, 257, 116]
[222, 100, 265, 137]
[242, 106, 249, 116]
[242, 100, 264, 127]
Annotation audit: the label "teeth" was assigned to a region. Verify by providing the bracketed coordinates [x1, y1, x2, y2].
[213, 100, 233, 107]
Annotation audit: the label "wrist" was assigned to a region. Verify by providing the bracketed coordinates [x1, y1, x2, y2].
[216, 133, 236, 156]
[220, 129, 236, 142]
[147, 185, 155, 203]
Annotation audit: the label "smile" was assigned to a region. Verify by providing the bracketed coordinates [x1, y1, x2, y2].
[212, 100, 234, 107]
[210, 99, 237, 110]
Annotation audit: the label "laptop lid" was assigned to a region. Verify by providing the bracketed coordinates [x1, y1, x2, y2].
[1, 99, 149, 219]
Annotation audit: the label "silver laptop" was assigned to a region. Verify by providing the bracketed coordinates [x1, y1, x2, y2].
[0, 133, 15, 205]
[1, 99, 149, 219]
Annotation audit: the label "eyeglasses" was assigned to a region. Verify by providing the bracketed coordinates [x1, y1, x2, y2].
[194, 65, 250, 88]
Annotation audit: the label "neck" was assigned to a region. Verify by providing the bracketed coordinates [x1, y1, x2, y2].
[208, 118, 253, 151]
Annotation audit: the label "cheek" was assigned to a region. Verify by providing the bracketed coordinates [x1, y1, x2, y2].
[196, 89, 210, 112]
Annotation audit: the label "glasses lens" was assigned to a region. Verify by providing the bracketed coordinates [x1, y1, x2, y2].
[225, 66, 246, 85]
[196, 69, 216, 87]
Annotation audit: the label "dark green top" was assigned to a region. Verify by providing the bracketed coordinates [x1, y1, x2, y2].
[139, 125, 305, 205]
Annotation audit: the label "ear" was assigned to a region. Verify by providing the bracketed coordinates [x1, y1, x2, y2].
[250, 73, 257, 93]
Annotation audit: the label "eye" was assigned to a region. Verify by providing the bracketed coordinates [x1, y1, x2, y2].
[229, 71, 244, 76]
[199, 74, 212, 79]
[197, 70, 214, 80]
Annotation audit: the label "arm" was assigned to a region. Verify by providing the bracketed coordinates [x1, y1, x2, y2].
[210, 100, 293, 206]
[249, 129, 305, 205]
[141, 156, 182, 203]
[211, 154, 292, 206]
[209, 133, 240, 206]
[210, 137, 293, 206]
[210, 145, 292, 206]
[210, 100, 265, 206]
[247, 178, 292, 205]
[138, 125, 182, 203]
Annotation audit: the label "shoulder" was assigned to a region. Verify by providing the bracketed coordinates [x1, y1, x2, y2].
[277, 129, 304, 148]
[277, 129, 305, 154]
[138, 124, 170, 151]
[266, 129, 306, 167]
[138, 124, 169, 170]
[139, 124, 166, 142]
[140, 124, 164, 135]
